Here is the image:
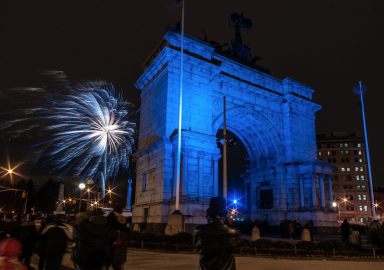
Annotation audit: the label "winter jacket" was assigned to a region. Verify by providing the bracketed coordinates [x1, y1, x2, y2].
[106, 212, 129, 265]
[195, 219, 240, 270]
[76, 215, 113, 269]
[38, 221, 73, 256]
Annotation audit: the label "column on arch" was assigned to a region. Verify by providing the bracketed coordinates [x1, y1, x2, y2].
[312, 174, 317, 209]
[212, 155, 220, 197]
[318, 174, 326, 208]
[198, 151, 204, 199]
[299, 175, 305, 208]
[182, 151, 189, 196]
[326, 174, 333, 207]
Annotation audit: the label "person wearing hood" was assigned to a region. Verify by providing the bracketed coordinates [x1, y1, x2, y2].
[0, 237, 27, 270]
[194, 197, 240, 270]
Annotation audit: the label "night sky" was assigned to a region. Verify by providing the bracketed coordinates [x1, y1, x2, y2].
[1, 0, 383, 187]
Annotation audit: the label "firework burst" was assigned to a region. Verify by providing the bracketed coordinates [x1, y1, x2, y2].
[2, 81, 135, 196]
[39, 83, 135, 194]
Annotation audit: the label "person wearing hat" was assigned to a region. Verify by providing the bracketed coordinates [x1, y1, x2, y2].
[194, 197, 240, 270]
[0, 237, 27, 270]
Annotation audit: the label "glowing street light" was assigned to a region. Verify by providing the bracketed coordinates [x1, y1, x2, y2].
[374, 201, 380, 210]
[1, 158, 25, 183]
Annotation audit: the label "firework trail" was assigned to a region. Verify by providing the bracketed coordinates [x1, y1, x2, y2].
[1, 80, 135, 196]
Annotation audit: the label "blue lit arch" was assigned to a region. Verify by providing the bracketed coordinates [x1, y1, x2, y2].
[212, 105, 284, 167]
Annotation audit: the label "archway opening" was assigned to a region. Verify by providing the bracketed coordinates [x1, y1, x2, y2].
[216, 129, 250, 213]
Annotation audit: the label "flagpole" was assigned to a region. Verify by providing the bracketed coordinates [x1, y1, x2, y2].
[175, 0, 184, 211]
[358, 81, 376, 218]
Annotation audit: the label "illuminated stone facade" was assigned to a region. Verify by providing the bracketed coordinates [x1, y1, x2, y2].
[133, 31, 336, 232]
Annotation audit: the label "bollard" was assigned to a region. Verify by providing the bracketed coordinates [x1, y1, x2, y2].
[301, 228, 311, 241]
[133, 223, 140, 232]
[251, 226, 260, 241]
[350, 230, 361, 247]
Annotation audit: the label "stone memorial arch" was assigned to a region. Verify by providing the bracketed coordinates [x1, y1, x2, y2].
[133, 31, 336, 232]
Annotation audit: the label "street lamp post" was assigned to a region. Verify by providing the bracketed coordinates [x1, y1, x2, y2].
[332, 201, 341, 221]
[78, 183, 85, 212]
[22, 191, 28, 215]
[223, 96, 228, 199]
[86, 179, 94, 210]
[107, 187, 112, 206]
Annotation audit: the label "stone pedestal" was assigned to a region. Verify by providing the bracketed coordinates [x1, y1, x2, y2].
[54, 183, 65, 215]
[132, 223, 140, 232]
[251, 226, 260, 241]
[165, 210, 184, 235]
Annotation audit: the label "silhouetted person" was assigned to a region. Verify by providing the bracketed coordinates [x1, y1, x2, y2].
[15, 218, 36, 269]
[294, 220, 302, 239]
[106, 204, 129, 270]
[260, 219, 269, 236]
[76, 209, 113, 270]
[288, 221, 295, 240]
[194, 197, 240, 270]
[38, 215, 73, 270]
[340, 219, 350, 244]
[368, 220, 383, 249]
[280, 219, 289, 238]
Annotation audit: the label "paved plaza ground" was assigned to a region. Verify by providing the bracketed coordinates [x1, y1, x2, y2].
[31, 249, 384, 270]
[125, 250, 384, 270]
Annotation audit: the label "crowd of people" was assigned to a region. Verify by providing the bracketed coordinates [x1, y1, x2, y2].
[340, 218, 384, 248]
[1, 201, 384, 270]
[0, 205, 130, 270]
[279, 219, 315, 240]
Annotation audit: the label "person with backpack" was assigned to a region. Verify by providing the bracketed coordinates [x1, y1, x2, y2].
[37, 215, 73, 270]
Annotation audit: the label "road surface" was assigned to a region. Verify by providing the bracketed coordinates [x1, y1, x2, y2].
[125, 250, 384, 270]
